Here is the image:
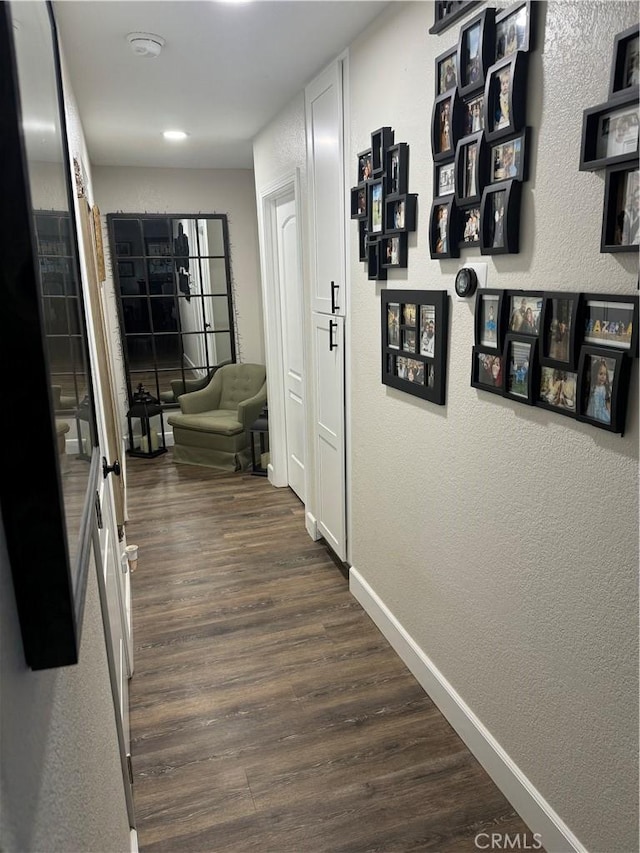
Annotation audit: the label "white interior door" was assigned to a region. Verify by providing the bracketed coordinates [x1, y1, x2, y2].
[312, 311, 346, 560]
[275, 192, 306, 502]
[305, 61, 345, 317]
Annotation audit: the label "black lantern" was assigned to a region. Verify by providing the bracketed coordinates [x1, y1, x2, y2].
[249, 404, 269, 476]
[127, 384, 167, 458]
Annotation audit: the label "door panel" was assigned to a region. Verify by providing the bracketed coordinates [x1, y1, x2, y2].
[275, 193, 306, 502]
[312, 312, 346, 560]
[305, 62, 345, 316]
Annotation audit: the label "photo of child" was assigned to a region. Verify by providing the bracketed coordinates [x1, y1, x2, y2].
[539, 367, 577, 412]
[585, 356, 614, 424]
[494, 68, 511, 130]
[492, 138, 521, 181]
[508, 340, 531, 398]
[480, 295, 499, 346]
[371, 182, 383, 233]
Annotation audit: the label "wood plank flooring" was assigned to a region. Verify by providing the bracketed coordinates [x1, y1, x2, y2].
[126, 453, 538, 852]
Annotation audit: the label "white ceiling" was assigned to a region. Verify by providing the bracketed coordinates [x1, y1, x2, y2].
[53, 0, 390, 170]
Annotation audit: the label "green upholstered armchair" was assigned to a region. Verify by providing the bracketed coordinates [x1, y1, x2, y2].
[158, 360, 233, 404]
[167, 363, 267, 471]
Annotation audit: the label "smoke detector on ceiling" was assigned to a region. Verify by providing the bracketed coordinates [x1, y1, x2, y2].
[126, 32, 165, 58]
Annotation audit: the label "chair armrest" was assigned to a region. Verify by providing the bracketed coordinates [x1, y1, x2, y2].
[238, 383, 267, 430]
[178, 375, 223, 414]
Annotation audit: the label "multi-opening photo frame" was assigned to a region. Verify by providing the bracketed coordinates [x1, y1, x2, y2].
[381, 289, 449, 405]
[601, 163, 639, 252]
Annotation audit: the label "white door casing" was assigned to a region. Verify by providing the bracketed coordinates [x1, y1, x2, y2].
[305, 61, 346, 318]
[275, 192, 306, 502]
[311, 311, 346, 561]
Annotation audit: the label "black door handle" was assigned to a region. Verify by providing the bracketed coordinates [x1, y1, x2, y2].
[329, 320, 338, 351]
[102, 457, 121, 479]
[330, 281, 340, 314]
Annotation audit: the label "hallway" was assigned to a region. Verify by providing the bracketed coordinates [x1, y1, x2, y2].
[125, 453, 534, 852]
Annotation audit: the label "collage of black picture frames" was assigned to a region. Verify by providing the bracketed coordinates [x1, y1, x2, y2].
[579, 23, 639, 253]
[381, 289, 449, 405]
[471, 289, 638, 434]
[351, 127, 418, 281]
[430, 0, 536, 259]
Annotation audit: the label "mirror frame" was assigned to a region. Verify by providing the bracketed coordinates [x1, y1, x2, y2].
[0, 1, 99, 669]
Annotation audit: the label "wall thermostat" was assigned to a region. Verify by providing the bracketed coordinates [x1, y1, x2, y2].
[454, 266, 478, 298]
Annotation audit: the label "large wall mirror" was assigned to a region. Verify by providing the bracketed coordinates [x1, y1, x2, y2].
[0, 1, 98, 668]
[107, 214, 236, 406]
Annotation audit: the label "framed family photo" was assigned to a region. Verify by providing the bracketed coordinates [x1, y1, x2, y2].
[384, 194, 417, 234]
[432, 89, 464, 161]
[436, 45, 458, 96]
[504, 334, 538, 404]
[537, 366, 578, 418]
[601, 164, 639, 252]
[484, 52, 528, 142]
[495, 0, 534, 61]
[368, 178, 385, 235]
[475, 288, 506, 349]
[459, 206, 481, 246]
[454, 130, 486, 206]
[579, 95, 640, 170]
[471, 348, 505, 395]
[457, 8, 496, 97]
[576, 346, 631, 434]
[507, 291, 543, 336]
[435, 160, 456, 196]
[490, 128, 530, 183]
[381, 289, 449, 404]
[385, 143, 408, 196]
[463, 92, 485, 135]
[540, 293, 581, 369]
[381, 234, 408, 269]
[429, 196, 459, 259]
[480, 179, 522, 255]
[609, 24, 639, 101]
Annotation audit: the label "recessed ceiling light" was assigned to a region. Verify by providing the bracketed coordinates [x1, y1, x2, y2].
[163, 130, 189, 141]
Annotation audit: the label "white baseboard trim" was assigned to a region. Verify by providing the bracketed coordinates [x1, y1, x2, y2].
[349, 566, 586, 853]
[305, 510, 320, 541]
[130, 828, 139, 852]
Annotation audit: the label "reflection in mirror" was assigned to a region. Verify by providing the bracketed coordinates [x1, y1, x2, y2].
[109, 214, 236, 406]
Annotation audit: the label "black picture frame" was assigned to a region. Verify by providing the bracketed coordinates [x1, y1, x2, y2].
[582, 293, 638, 356]
[429, 196, 459, 259]
[609, 24, 639, 102]
[429, 1, 482, 35]
[457, 7, 496, 98]
[471, 346, 506, 395]
[474, 288, 507, 350]
[503, 334, 538, 404]
[115, 241, 131, 256]
[601, 164, 639, 252]
[458, 205, 481, 246]
[432, 89, 464, 162]
[454, 130, 487, 206]
[358, 220, 369, 262]
[117, 260, 135, 277]
[371, 126, 394, 176]
[435, 159, 456, 197]
[540, 292, 581, 370]
[381, 233, 408, 269]
[385, 143, 409, 196]
[484, 51, 529, 143]
[350, 185, 368, 220]
[505, 290, 544, 336]
[1, 1, 99, 669]
[367, 238, 387, 281]
[462, 91, 485, 136]
[576, 345, 631, 434]
[358, 148, 373, 184]
[495, 0, 535, 62]
[436, 45, 459, 96]
[536, 365, 579, 419]
[384, 193, 417, 234]
[480, 179, 522, 255]
[368, 177, 385, 236]
[489, 127, 531, 183]
[579, 94, 640, 171]
[381, 289, 449, 405]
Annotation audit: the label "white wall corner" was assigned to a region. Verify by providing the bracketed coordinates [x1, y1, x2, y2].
[349, 566, 588, 853]
[305, 511, 320, 541]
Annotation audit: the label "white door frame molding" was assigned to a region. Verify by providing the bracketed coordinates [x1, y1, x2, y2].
[256, 169, 306, 490]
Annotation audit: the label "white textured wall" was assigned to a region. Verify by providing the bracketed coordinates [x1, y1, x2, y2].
[348, 2, 638, 851]
[0, 519, 130, 852]
[93, 165, 264, 367]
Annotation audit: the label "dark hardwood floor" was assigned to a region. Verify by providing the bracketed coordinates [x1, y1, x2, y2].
[126, 452, 537, 852]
